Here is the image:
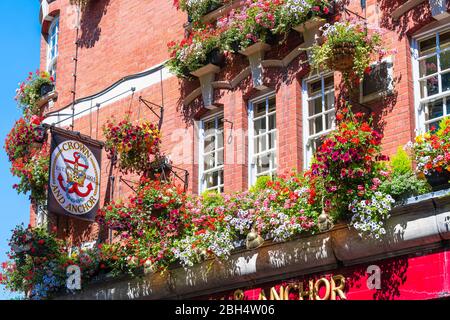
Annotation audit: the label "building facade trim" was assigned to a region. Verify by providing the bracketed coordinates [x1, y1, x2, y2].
[43, 63, 172, 127]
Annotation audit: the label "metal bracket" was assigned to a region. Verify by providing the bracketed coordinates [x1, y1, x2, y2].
[139, 96, 164, 120]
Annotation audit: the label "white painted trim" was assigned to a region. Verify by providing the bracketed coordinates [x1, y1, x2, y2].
[47, 16, 59, 77]
[411, 37, 425, 137]
[43, 64, 173, 128]
[412, 25, 450, 135]
[412, 17, 450, 40]
[198, 112, 224, 194]
[247, 92, 276, 189]
[302, 72, 334, 170]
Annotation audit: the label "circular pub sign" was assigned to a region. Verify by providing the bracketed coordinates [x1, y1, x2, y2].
[50, 139, 100, 216]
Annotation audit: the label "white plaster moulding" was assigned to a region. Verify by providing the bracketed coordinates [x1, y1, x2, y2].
[182, 44, 311, 106]
[182, 18, 326, 106]
[43, 63, 173, 128]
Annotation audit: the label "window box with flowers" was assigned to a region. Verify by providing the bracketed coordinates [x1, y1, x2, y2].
[174, 0, 226, 23]
[275, 0, 331, 47]
[167, 26, 225, 79]
[408, 117, 450, 191]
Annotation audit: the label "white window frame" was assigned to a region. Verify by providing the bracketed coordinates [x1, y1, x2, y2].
[359, 56, 394, 104]
[302, 72, 335, 169]
[412, 24, 450, 134]
[198, 113, 225, 194]
[248, 92, 277, 188]
[47, 16, 59, 79]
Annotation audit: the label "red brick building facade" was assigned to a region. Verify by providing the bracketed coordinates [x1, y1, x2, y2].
[32, 0, 450, 299]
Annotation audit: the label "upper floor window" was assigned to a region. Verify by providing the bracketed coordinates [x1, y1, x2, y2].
[47, 16, 59, 79]
[199, 113, 225, 194]
[248, 94, 277, 187]
[302, 74, 335, 168]
[413, 28, 450, 132]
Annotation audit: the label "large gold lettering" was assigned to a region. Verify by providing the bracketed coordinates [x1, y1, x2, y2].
[314, 278, 331, 300]
[331, 275, 347, 300]
[269, 286, 286, 300]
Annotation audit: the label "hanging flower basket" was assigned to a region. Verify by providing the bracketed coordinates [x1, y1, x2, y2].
[327, 42, 356, 72]
[311, 21, 383, 81]
[103, 119, 161, 175]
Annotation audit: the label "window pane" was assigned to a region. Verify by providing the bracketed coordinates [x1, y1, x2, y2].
[425, 99, 444, 121]
[217, 150, 224, 166]
[440, 31, 450, 50]
[204, 119, 215, 132]
[268, 132, 276, 150]
[308, 79, 322, 95]
[310, 117, 323, 135]
[440, 50, 450, 71]
[219, 169, 224, 184]
[217, 117, 224, 130]
[442, 72, 450, 92]
[269, 114, 276, 131]
[268, 97, 276, 112]
[256, 154, 270, 174]
[217, 132, 224, 148]
[205, 171, 219, 189]
[254, 117, 266, 135]
[254, 135, 267, 154]
[420, 76, 439, 98]
[325, 92, 334, 110]
[204, 153, 216, 171]
[426, 120, 441, 132]
[254, 101, 266, 117]
[309, 98, 322, 116]
[204, 135, 215, 153]
[325, 113, 335, 130]
[270, 152, 277, 170]
[419, 36, 437, 56]
[324, 76, 334, 89]
[419, 55, 438, 77]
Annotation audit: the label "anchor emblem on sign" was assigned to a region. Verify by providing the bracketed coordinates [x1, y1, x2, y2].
[58, 152, 93, 198]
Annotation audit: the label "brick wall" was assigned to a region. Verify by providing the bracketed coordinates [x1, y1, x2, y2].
[36, 0, 448, 245]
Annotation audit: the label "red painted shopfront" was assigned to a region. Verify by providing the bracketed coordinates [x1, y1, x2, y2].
[203, 249, 450, 300]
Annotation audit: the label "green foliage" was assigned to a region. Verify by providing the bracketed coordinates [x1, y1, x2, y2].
[178, 0, 224, 23]
[201, 190, 224, 207]
[390, 146, 413, 175]
[379, 147, 431, 201]
[249, 176, 272, 193]
[273, 0, 330, 35]
[379, 172, 431, 201]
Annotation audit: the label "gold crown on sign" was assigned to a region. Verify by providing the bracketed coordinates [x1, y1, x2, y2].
[66, 163, 87, 187]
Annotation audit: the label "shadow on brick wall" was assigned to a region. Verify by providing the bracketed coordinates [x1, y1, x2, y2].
[378, 0, 434, 40]
[78, 0, 111, 48]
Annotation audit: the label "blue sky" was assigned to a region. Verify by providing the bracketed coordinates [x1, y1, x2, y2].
[0, 1, 42, 299]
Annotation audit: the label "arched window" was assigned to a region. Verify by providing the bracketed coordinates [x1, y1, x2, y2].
[47, 16, 59, 79]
